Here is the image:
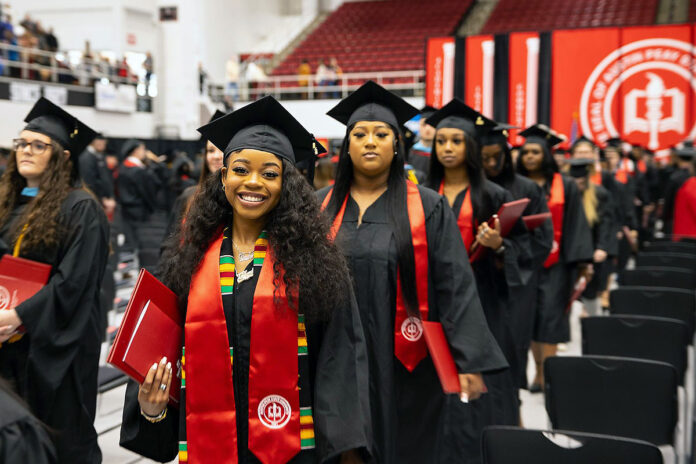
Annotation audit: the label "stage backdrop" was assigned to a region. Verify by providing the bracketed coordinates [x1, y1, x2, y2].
[426, 24, 695, 153]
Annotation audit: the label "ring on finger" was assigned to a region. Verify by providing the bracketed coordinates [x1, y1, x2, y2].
[159, 383, 167, 391]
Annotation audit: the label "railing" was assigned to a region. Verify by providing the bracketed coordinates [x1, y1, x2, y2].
[0, 41, 144, 88]
[208, 70, 425, 102]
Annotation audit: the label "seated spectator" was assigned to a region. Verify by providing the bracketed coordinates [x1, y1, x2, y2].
[297, 58, 311, 99]
[315, 59, 329, 98]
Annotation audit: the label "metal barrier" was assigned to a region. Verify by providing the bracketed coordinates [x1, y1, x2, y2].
[0, 41, 142, 87]
[208, 70, 425, 102]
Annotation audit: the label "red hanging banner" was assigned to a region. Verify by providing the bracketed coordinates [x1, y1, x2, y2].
[551, 27, 622, 144]
[465, 35, 495, 118]
[508, 32, 540, 146]
[425, 37, 456, 108]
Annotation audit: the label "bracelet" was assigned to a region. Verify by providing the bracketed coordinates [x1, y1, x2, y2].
[141, 407, 167, 423]
[494, 244, 506, 255]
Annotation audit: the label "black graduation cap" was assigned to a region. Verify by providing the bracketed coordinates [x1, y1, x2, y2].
[571, 135, 596, 151]
[567, 158, 594, 178]
[481, 123, 517, 146]
[198, 95, 325, 165]
[519, 124, 564, 149]
[605, 137, 623, 149]
[425, 99, 496, 139]
[199, 110, 227, 145]
[23, 97, 96, 157]
[676, 143, 696, 159]
[120, 139, 144, 160]
[420, 105, 437, 119]
[326, 80, 419, 128]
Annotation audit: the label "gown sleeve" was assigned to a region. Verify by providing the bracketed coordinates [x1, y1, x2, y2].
[561, 178, 594, 264]
[14, 195, 109, 396]
[0, 389, 57, 464]
[526, 181, 553, 269]
[423, 191, 508, 374]
[119, 379, 180, 462]
[311, 289, 372, 463]
[596, 186, 618, 256]
[496, 187, 533, 288]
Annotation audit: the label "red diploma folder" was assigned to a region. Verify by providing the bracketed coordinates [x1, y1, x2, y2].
[107, 269, 182, 405]
[422, 321, 461, 394]
[0, 255, 52, 310]
[565, 276, 587, 313]
[522, 212, 552, 230]
[469, 198, 531, 262]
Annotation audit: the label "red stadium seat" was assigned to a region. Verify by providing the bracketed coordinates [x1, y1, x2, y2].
[271, 0, 473, 76]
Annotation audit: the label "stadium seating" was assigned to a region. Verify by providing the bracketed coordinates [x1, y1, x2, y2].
[481, 0, 659, 34]
[272, 0, 472, 76]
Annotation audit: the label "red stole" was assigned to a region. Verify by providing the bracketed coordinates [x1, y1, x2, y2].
[123, 159, 142, 168]
[438, 181, 475, 252]
[637, 160, 647, 174]
[544, 173, 565, 268]
[615, 160, 630, 184]
[591, 171, 602, 187]
[673, 177, 696, 240]
[321, 182, 430, 371]
[185, 235, 300, 464]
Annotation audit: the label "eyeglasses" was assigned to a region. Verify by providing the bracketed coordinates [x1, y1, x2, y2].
[13, 139, 53, 155]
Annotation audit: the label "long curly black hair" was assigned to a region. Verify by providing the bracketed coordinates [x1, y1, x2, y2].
[160, 156, 349, 322]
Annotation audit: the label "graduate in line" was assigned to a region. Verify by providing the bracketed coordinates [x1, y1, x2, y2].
[407, 105, 437, 179]
[319, 81, 507, 463]
[568, 140, 619, 314]
[164, 109, 226, 241]
[480, 125, 553, 396]
[0, 97, 110, 463]
[424, 100, 532, 459]
[566, 158, 617, 315]
[120, 96, 371, 464]
[663, 143, 696, 239]
[515, 124, 593, 392]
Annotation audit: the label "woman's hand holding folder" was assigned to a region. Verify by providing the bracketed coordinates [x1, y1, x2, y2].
[138, 356, 172, 418]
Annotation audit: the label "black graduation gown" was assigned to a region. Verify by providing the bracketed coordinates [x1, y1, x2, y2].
[120, 256, 371, 463]
[317, 185, 507, 464]
[490, 174, 553, 390]
[0, 385, 57, 464]
[408, 146, 431, 180]
[117, 162, 163, 222]
[662, 168, 692, 236]
[79, 147, 114, 201]
[533, 176, 593, 343]
[444, 181, 532, 455]
[163, 185, 197, 245]
[0, 190, 109, 463]
[582, 185, 617, 299]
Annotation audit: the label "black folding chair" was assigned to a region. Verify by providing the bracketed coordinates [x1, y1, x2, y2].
[545, 356, 678, 446]
[482, 426, 663, 464]
[609, 287, 696, 338]
[620, 267, 696, 290]
[644, 241, 696, 255]
[582, 315, 689, 386]
[636, 252, 696, 271]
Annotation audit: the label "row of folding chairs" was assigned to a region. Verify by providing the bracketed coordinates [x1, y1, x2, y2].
[483, 240, 696, 463]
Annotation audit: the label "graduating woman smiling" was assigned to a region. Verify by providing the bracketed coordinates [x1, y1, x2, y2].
[120, 96, 371, 464]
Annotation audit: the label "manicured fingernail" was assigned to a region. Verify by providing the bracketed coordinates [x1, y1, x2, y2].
[152, 363, 158, 370]
[167, 362, 172, 370]
[161, 357, 167, 364]
[460, 393, 469, 403]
